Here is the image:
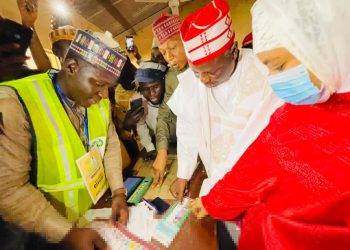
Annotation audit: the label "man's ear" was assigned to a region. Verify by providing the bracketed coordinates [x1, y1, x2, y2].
[63, 58, 79, 75]
[231, 41, 239, 58]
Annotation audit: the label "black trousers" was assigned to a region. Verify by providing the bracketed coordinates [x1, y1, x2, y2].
[217, 221, 237, 250]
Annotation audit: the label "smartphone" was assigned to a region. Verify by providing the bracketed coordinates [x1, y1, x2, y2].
[130, 98, 143, 111]
[125, 35, 134, 52]
[0, 18, 33, 54]
[151, 197, 170, 214]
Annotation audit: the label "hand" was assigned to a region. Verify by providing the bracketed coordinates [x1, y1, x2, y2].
[152, 149, 167, 186]
[62, 227, 107, 250]
[131, 45, 141, 60]
[144, 149, 157, 161]
[122, 106, 144, 131]
[111, 189, 129, 226]
[170, 178, 188, 202]
[17, 0, 38, 28]
[189, 197, 208, 219]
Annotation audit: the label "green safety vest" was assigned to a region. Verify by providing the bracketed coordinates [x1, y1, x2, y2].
[2, 73, 110, 222]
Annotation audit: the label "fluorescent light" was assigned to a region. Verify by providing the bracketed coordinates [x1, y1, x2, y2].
[53, 1, 69, 17]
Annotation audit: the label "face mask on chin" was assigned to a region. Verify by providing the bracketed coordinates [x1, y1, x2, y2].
[268, 64, 324, 105]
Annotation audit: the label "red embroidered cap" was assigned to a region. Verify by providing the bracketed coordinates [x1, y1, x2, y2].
[180, 0, 234, 65]
[152, 14, 182, 46]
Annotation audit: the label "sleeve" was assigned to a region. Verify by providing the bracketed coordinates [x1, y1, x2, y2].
[136, 119, 155, 152]
[201, 165, 278, 221]
[155, 71, 178, 151]
[175, 116, 199, 180]
[103, 106, 124, 192]
[167, 80, 199, 180]
[0, 88, 72, 242]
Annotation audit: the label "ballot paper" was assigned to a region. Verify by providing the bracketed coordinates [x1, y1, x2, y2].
[152, 197, 192, 247]
[77, 208, 112, 228]
[127, 201, 158, 242]
[90, 219, 158, 250]
[79, 202, 158, 243]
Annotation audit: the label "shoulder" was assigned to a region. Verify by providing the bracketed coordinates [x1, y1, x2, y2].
[0, 86, 28, 130]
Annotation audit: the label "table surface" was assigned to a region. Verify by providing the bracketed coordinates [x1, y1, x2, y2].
[95, 163, 218, 250]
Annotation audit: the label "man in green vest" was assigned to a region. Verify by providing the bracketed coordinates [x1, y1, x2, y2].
[0, 30, 128, 249]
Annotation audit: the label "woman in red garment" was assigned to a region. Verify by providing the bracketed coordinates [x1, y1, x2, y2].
[190, 0, 350, 249]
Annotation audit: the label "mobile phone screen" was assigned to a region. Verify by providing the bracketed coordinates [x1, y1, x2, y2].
[126, 36, 134, 51]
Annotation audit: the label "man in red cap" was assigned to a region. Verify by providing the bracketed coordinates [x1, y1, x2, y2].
[151, 14, 189, 186]
[167, 0, 282, 245]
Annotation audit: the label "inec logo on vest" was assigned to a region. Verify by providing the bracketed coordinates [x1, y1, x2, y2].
[90, 136, 107, 157]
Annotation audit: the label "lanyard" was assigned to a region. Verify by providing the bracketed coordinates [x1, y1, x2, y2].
[53, 74, 90, 149]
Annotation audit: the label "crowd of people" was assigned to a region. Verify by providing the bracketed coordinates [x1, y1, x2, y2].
[1, 0, 350, 249]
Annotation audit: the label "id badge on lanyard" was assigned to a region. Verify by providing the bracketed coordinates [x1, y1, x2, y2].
[76, 146, 109, 204]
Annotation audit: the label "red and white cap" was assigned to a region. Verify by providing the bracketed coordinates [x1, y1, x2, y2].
[242, 32, 253, 48]
[152, 14, 182, 46]
[180, 0, 234, 65]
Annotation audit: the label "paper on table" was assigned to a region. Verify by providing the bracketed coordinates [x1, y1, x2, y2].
[77, 208, 112, 228]
[127, 201, 158, 242]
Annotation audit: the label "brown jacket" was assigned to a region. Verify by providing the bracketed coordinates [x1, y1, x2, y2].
[0, 82, 123, 242]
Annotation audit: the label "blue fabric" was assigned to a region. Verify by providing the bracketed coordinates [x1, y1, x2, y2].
[268, 64, 321, 105]
[135, 68, 165, 83]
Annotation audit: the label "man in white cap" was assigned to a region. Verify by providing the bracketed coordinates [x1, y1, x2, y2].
[168, 0, 282, 201]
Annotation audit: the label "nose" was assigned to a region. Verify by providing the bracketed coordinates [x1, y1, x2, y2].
[200, 72, 211, 85]
[150, 87, 157, 97]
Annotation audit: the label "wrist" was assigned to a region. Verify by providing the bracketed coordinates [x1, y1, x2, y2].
[22, 21, 34, 28]
[158, 149, 167, 156]
[112, 188, 127, 198]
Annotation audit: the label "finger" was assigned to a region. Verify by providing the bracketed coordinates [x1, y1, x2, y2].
[158, 170, 165, 185]
[131, 106, 144, 116]
[93, 232, 108, 250]
[118, 208, 129, 225]
[111, 204, 119, 222]
[169, 185, 178, 199]
[152, 169, 160, 187]
[178, 191, 184, 203]
[198, 210, 207, 219]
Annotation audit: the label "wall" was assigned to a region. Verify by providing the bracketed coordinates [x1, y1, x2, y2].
[117, 0, 256, 63]
[0, 0, 101, 49]
[0, 0, 255, 65]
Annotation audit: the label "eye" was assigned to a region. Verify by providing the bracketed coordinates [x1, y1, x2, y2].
[194, 71, 200, 78]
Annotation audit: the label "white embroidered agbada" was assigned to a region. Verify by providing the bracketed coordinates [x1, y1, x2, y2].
[168, 49, 284, 196]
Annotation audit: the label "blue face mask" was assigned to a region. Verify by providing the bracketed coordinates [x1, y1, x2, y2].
[268, 64, 321, 105]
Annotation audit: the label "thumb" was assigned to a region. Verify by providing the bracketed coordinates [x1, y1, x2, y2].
[178, 189, 184, 203]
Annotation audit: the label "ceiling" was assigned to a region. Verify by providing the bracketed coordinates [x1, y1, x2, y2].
[72, 0, 171, 39]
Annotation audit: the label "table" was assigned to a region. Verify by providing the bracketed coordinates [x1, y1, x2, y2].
[96, 162, 218, 249]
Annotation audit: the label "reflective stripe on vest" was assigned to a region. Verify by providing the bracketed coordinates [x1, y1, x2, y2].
[2, 73, 110, 222]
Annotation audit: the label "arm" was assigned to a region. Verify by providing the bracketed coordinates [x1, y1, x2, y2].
[103, 107, 129, 225]
[136, 119, 155, 153]
[17, 0, 51, 72]
[201, 164, 277, 221]
[155, 70, 178, 151]
[103, 112, 124, 192]
[0, 87, 71, 242]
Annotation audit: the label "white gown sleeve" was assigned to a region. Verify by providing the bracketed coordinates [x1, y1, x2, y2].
[167, 69, 199, 180]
